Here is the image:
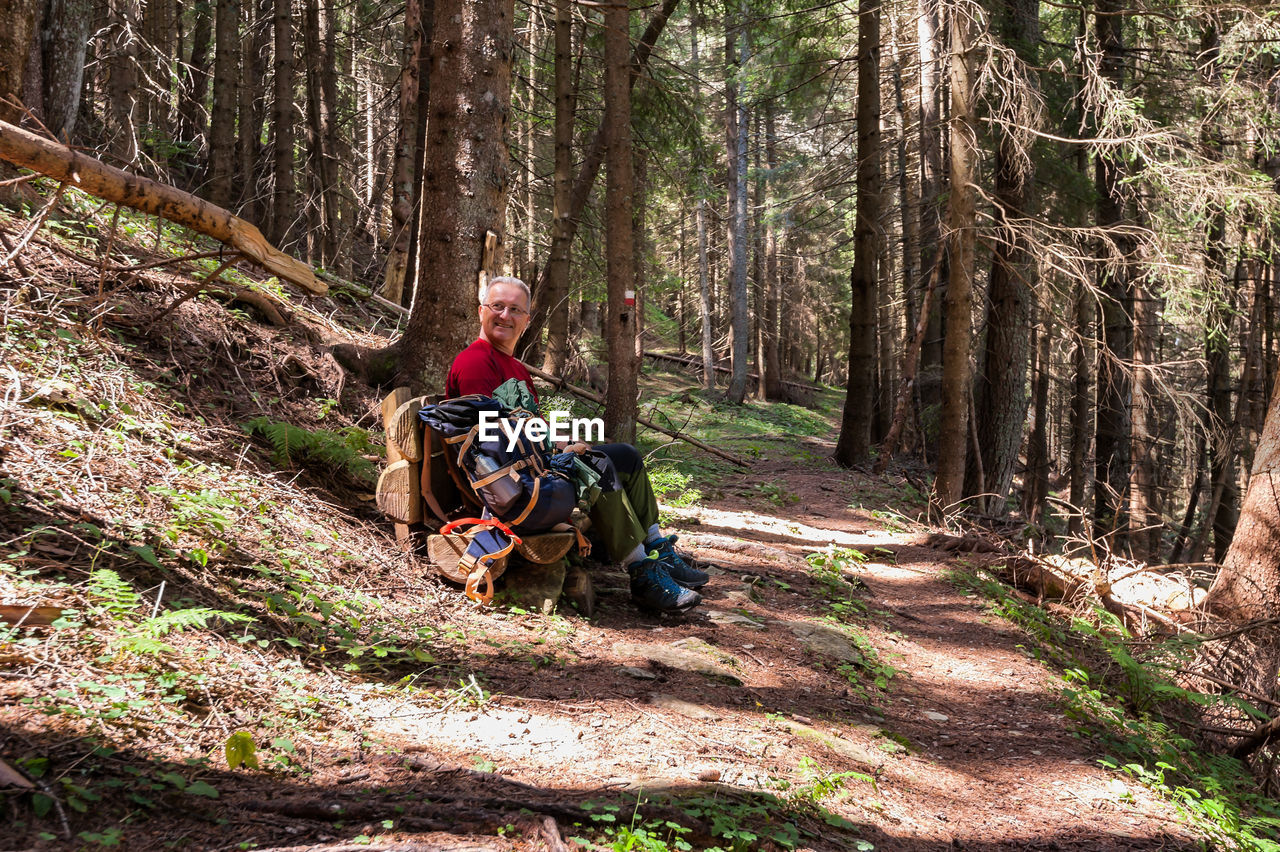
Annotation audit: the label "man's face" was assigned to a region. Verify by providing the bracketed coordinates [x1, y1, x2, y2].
[478, 281, 531, 354]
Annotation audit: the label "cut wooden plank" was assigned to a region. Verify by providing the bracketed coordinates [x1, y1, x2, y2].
[376, 460, 423, 525]
[0, 604, 64, 626]
[380, 387, 419, 544]
[388, 396, 426, 463]
[381, 387, 413, 464]
[0, 120, 324, 295]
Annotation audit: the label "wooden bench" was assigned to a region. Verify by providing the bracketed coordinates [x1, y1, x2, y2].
[374, 388, 593, 614]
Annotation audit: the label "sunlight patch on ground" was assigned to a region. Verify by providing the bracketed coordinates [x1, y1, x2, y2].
[367, 701, 597, 765]
[668, 504, 907, 549]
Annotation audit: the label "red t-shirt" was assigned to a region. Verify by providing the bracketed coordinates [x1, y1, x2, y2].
[445, 338, 538, 403]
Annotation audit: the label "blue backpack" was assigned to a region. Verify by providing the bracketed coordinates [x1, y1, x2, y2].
[418, 395, 577, 534]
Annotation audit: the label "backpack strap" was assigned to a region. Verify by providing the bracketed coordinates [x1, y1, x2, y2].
[440, 518, 522, 604]
[419, 426, 452, 526]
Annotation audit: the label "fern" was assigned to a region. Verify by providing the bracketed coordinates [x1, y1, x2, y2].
[87, 569, 142, 615]
[243, 417, 376, 485]
[140, 607, 252, 638]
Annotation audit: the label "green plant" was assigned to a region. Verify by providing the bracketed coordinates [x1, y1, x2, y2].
[243, 417, 378, 485]
[956, 568, 1280, 850]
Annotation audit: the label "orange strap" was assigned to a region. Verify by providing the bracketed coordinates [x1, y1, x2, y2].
[439, 516, 523, 545]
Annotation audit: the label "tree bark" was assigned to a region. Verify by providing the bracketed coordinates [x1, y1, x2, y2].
[692, 11, 715, 391]
[1023, 289, 1052, 528]
[604, 0, 638, 443]
[1092, 0, 1132, 546]
[970, 0, 1039, 515]
[1202, 378, 1280, 700]
[106, 0, 142, 164]
[180, 1, 213, 158]
[302, 0, 340, 265]
[39, 0, 91, 139]
[269, 0, 295, 247]
[916, 0, 944, 384]
[397, 0, 514, 392]
[932, 1, 976, 515]
[540, 0, 575, 376]
[834, 0, 880, 467]
[763, 104, 782, 400]
[0, 0, 40, 127]
[381, 0, 424, 304]
[724, 0, 750, 404]
[208, 0, 240, 205]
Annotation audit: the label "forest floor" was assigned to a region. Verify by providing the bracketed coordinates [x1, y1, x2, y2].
[0, 195, 1221, 851]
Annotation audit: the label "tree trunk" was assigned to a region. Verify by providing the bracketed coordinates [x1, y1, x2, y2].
[763, 104, 782, 400]
[397, 0, 514, 392]
[692, 11, 715, 390]
[1092, 0, 1132, 547]
[405, 0, 436, 304]
[208, 0, 240, 205]
[106, 0, 142, 164]
[724, 0, 749, 404]
[1023, 289, 1052, 528]
[0, 0, 40, 127]
[1128, 270, 1159, 560]
[269, 0, 295, 247]
[834, 0, 880, 467]
[180, 1, 213, 158]
[518, 0, 682, 358]
[540, 0, 575, 376]
[236, 0, 271, 216]
[302, 0, 339, 265]
[381, 0, 424, 304]
[751, 112, 765, 400]
[39, 0, 91, 138]
[604, 0, 638, 442]
[1202, 379, 1280, 698]
[932, 2, 976, 514]
[970, 0, 1039, 515]
[916, 0, 944, 384]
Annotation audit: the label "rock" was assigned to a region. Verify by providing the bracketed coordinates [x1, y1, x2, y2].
[620, 666, 658, 680]
[697, 769, 722, 782]
[923, 711, 949, 722]
[648, 693, 722, 721]
[706, 609, 766, 630]
[616, 639, 744, 686]
[495, 559, 566, 615]
[562, 563, 595, 617]
[786, 622, 865, 663]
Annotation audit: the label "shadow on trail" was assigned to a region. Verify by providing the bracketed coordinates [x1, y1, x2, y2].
[0, 720, 1198, 851]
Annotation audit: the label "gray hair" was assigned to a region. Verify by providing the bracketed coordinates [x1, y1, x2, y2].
[480, 276, 531, 309]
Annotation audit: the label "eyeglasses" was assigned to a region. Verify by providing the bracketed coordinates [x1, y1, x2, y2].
[482, 302, 529, 318]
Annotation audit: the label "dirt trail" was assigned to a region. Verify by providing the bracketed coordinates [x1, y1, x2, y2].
[331, 447, 1201, 851]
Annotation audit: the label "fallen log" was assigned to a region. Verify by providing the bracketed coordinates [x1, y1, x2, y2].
[522, 361, 751, 469]
[0, 120, 323, 295]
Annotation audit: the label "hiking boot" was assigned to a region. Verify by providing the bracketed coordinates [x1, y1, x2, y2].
[628, 553, 702, 614]
[648, 535, 710, 589]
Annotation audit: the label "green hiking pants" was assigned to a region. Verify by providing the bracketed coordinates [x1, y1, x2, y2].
[587, 442, 659, 564]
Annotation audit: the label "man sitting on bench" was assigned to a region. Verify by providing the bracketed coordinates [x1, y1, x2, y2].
[445, 276, 707, 614]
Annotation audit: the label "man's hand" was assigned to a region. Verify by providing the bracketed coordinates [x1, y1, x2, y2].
[564, 442, 590, 455]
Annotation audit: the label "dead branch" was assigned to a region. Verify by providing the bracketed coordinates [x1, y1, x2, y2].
[0, 120, 324, 295]
[0, 180, 66, 268]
